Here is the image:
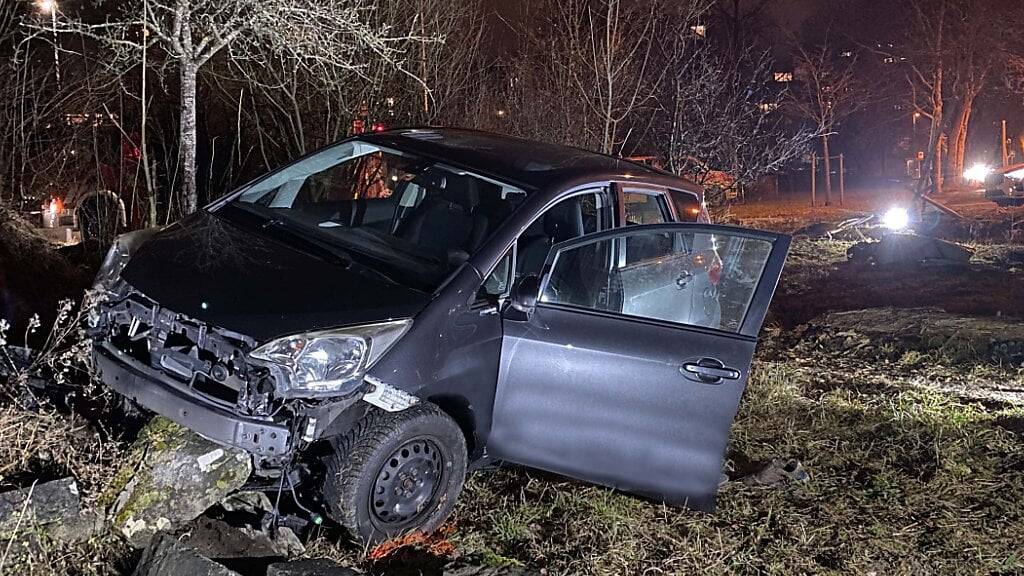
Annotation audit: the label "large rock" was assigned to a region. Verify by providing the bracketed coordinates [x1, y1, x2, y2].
[181, 516, 304, 559]
[132, 533, 241, 576]
[0, 477, 104, 551]
[104, 417, 252, 548]
[267, 558, 360, 576]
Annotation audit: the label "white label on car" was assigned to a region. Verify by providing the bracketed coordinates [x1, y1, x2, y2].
[362, 376, 419, 412]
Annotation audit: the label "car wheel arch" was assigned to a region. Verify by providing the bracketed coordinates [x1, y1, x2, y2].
[426, 394, 479, 459]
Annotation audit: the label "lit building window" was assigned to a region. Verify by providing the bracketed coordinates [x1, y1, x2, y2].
[840, 51, 853, 58]
[758, 102, 780, 113]
[773, 72, 793, 83]
[690, 25, 706, 38]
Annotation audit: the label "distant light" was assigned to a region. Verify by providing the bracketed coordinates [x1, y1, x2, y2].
[495, 109, 507, 118]
[36, 0, 58, 14]
[963, 163, 992, 183]
[882, 207, 910, 231]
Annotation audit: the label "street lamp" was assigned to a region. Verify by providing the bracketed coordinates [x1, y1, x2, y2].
[36, 0, 58, 14]
[35, 0, 61, 90]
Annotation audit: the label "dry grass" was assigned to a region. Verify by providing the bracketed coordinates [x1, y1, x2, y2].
[0, 298, 129, 576]
[0, 401, 129, 576]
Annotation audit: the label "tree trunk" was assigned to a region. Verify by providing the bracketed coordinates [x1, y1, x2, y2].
[822, 133, 832, 206]
[948, 96, 973, 187]
[180, 60, 198, 215]
[929, 67, 944, 197]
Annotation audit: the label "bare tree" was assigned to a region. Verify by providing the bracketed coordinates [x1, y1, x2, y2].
[787, 38, 862, 205]
[712, 0, 772, 60]
[905, 0, 948, 197]
[488, 0, 711, 156]
[54, 0, 427, 216]
[663, 40, 814, 206]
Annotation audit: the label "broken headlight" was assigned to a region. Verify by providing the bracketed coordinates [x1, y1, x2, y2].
[249, 319, 411, 398]
[93, 228, 160, 292]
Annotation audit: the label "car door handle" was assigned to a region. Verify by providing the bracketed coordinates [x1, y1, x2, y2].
[680, 359, 741, 383]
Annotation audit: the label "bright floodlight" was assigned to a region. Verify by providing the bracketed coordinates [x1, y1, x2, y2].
[963, 163, 992, 182]
[36, 0, 57, 14]
[882, 207, 910, 231]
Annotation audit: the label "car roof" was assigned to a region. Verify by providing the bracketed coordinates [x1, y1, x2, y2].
[358, 127, 702, 195]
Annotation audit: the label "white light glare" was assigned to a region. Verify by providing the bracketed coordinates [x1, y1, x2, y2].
[882, 207, 910, 231]
[36, 0, 58, 14]
[963, 164, 992, 182]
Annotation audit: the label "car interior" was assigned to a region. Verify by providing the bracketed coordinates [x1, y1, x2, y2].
[257, 152, 527, 265]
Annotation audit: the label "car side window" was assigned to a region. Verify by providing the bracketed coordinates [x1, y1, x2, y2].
[478, 250, 513, 301]
[514, 191, 610, 279]
[540, 229, 772, 333]
[622, 192, 669, 225]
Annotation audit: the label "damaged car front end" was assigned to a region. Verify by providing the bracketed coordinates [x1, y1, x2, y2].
[87, 222, 423, 476]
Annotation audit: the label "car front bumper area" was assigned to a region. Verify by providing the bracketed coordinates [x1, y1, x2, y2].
[94, 341, 292, 457]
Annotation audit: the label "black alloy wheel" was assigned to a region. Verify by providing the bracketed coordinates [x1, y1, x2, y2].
[370, 437, 445, 528]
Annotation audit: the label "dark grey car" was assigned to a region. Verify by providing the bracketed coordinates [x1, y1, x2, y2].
[88, 128, 789, 544]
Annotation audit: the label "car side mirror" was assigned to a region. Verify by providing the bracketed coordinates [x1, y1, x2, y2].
[509, 275, 541, 318]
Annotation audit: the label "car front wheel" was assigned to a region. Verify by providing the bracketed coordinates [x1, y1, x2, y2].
[322, 404, 467, 545]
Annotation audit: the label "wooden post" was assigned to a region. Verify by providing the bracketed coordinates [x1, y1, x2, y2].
[811, 153, 817, 207]
[1002, 120, 1009, 168]
[839, 154, 845, 206]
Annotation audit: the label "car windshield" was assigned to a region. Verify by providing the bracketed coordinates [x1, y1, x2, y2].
[222, 140, 527, 290]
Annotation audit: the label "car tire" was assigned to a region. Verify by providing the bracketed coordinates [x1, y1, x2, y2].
[322, 403, 467, 545]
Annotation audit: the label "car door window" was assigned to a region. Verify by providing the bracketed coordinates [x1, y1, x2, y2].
[540, 228, 772, 333]
[515, 191, 610, 279]
[622, 191, 669, 225]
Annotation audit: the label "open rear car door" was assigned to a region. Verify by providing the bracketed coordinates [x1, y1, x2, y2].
[489, 223, 790, 509]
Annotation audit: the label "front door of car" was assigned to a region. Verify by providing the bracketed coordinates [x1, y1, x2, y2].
[488, 223, 790, 509]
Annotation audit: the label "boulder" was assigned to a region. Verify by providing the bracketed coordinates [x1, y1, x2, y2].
[220, 490, 274, 515]
[267, 558, 361, 576]
[132, 533, 241, 576]
[104, 417, 252, 548]
[0, 477, 104, 551]
[181, 516, 304, 559]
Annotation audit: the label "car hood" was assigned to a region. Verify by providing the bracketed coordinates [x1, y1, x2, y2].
[120, 211, 432, 342]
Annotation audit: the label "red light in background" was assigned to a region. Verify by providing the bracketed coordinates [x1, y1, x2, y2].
[371, 122, 386, 132]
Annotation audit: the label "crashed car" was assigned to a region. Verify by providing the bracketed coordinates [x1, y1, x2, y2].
[88, 128, 790, 544]
[983, 163, 1024, 206]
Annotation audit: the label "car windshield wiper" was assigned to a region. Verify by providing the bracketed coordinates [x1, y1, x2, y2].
[264, 219, 409, 287]
[259, 217, 354, 267]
